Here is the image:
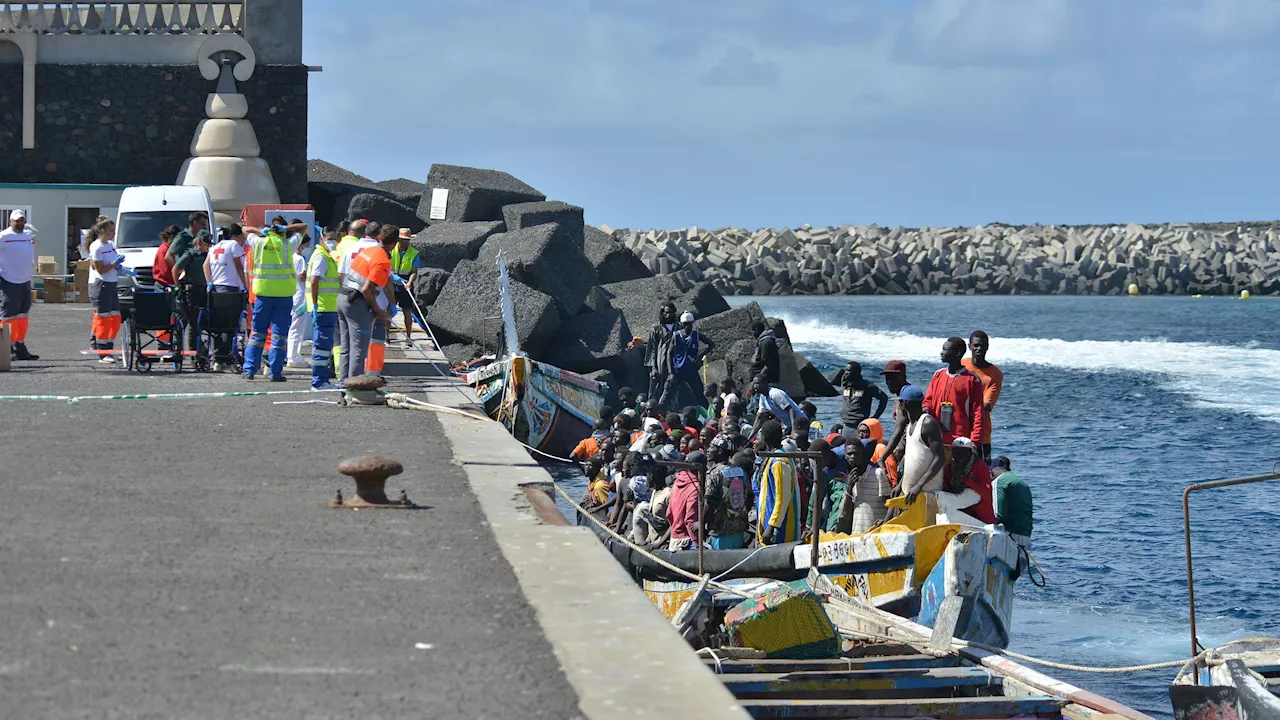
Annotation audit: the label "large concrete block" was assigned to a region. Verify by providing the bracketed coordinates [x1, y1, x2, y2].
[585, 225, 651, 284]
[476, 223, 598, 317]
[795, 351, 837, 397]
[411, 221, 504, 272]
[502, 201, 585, 249]
[341, 193, 426, 234]
[428, 259, 561, 357]
[597, 276, 682, 336]
[412, 268, 451, 311]
[541, 306, 631, 374]
[307, 159, 388, 227]
[375, 177, 428, 209]
[417, 164, 546, 224]
[694, 303, 766, 367]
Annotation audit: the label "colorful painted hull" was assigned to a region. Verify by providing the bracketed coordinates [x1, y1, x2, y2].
[465, 354, 606, 460]
[637, 497, 1020, 648]
[916, 527, 1019, 649]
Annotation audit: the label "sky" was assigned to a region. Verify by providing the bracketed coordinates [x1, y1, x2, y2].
[303, 0, 1280, 230]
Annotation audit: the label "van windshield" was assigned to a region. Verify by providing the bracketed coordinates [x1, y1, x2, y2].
[116, 211, 194, 249]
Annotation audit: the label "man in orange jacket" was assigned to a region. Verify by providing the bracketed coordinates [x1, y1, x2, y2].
[336, 224, 397, 381]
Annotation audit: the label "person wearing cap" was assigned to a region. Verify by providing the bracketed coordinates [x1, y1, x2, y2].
[87, 218, 124, 363]
[923, 336, 987, 447]
[662, 310, 714, 409]
[962, 330, 1003, 462]
[938, 437, 995, 527]
[0, 209, 38, 360]
[991, 456, 1033, 549]
[893, 384, 946, 508]
[832, 361, 888, 438]
[389, 227, 421, 347]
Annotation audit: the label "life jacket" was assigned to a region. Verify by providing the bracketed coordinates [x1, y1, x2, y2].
[250, 231, 294, 297]
[306, 246, 340, 313]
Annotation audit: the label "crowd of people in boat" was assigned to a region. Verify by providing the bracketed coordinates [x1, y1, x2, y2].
[573, 316, 1034, 554]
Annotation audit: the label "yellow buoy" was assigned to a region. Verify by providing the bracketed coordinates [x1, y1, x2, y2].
[1128, 283, 1139, 296]
[1241, 289, 1251, 300]
[1193, 294, 1203, 299]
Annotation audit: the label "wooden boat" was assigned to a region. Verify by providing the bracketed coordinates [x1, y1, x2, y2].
[1170, 639, 1280, 720]
[463, 251, 606, 459]
[466, 354, 606, 460]
[587, 494, 1020, 648]
[696, 572, 1153, 720]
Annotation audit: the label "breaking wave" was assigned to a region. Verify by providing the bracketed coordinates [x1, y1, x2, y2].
[781, 317, 1280, 424]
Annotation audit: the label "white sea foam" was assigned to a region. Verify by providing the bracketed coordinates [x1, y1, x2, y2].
[782, 318, 1280, 424]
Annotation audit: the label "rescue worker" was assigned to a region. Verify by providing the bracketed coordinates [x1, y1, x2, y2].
[390, 227, 420, 346]
[307, 230, 341, 390]
[331, 219, 368, 372]
[0, 210, 39, 361]
[87, 219, 123, 362]
[337, 224, 397, 381]
[242, 218, 300, 381]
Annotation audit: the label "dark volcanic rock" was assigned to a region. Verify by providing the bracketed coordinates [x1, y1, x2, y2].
[428, 259, 561, 356]
[596, 276, 682, 336]
[417, 164, 546, 224]
[342, 193, 426, 233]
[441, 342, 487, 367]
[542, 306, 630, 374]
[581, 285, 612, 314]
[308, 159, 391, 226]
[411, 221, 504, 272]
[375, 177, 427, 208]
[795, 352, 837, 397]
[476, 223, 597, 317]
[502, 201, 585, 249]
[413, 268, 451, 310]
[695, 303, 766, 367]
[585, 225, 650, 284]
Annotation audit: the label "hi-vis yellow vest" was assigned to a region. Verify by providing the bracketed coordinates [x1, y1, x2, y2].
[306, 246, 340, 313]
[250, 231, 295, 297]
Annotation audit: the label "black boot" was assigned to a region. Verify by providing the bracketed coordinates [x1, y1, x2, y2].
[13, 342, 38, 361]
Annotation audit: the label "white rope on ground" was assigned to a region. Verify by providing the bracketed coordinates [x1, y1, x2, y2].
[385, 392, 491, 422]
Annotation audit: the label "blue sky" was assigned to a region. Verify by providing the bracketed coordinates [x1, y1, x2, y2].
[303, 0, 1280, 230]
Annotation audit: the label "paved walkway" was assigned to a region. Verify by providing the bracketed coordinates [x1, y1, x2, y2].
[0, 306, 581, 719]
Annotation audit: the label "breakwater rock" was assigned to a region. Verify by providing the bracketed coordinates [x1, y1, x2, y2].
[608, 223, 1280, 296]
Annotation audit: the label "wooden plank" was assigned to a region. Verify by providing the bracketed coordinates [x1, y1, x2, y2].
[720, 666, 999, 699]
[707, 654, 961, 674]
[740, 695, 1064, 719]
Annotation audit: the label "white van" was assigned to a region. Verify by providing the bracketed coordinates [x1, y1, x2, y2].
[114, 185, 215, 297]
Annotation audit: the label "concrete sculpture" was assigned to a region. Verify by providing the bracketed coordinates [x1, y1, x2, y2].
[178, 34, 279, 225]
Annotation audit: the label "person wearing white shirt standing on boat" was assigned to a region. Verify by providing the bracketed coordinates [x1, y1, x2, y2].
[88, 218, 123, 364]
[0, 209, 39, 361]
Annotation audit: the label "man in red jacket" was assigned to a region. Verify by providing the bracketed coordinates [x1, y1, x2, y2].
[923, 336, 986, 447]
[937, 438, 995, 526]
[666, 450, 704, 551]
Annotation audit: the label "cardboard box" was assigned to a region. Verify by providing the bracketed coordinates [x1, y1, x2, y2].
[43, 277, 66, 303]
[37, 255, 58, 275]
[74, 262, 90, 302]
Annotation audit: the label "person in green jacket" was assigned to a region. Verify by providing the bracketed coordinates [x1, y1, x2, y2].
[991, 456, 1033, 548]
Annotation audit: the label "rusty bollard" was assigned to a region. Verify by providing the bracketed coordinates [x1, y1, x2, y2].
[330, 455, 417, 509]
[342, 374, 387, 406]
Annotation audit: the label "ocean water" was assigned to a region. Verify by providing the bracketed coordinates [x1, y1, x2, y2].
[744, 295, 1280, 718]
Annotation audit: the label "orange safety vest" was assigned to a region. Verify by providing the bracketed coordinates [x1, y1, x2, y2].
[343, 245, 391, 295]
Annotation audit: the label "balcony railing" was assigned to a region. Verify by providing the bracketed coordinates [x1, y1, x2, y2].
[0, 2, 243, 35]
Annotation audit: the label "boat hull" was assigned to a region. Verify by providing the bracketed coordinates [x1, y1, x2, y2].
[466, 355, 606, 460]
[916, 528, 1018, 649]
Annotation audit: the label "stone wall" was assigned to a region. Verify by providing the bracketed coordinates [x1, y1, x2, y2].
[0, 63, 307, 202]
[611, 223, 1280, 296]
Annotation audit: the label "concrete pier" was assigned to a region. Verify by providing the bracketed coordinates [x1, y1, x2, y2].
[0, 306, 746, 719]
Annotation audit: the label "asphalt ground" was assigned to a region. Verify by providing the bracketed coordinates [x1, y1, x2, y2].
[0, 306, 581, 719]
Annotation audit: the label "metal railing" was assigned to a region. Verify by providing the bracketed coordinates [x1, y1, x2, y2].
[0, 2, 243, 35]
[1181, 462, 1280, 680]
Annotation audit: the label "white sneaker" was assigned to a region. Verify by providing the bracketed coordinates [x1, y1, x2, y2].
[97, 354, 116, 364]
[311, 382, 338, 392]
[213, 362, 226, 372]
